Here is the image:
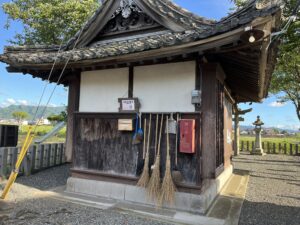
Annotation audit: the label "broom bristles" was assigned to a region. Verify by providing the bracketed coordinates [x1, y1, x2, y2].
[146, 155, 161, 201]
[137, 152, 150, 187]
[159, 155, 176, 206]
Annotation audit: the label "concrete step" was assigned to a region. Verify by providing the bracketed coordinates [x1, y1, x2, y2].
[49, 189, 225, 225]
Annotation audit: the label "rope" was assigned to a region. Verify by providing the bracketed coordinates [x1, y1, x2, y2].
[33, 25, 84, 133]
[32, 42, 64, 121]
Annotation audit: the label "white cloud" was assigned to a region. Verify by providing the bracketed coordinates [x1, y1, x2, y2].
[17, 100, 28, 105]
[268, 101, 286, 107]
[0, 98, 30, 107]
[6, 98, 16, 104]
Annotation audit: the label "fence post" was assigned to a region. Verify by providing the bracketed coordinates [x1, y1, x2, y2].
[273, 143, 276, 154]
[252, 141, 254, 152]
[267, 142, 270, 154]
[262, 142, 265, 150]
[247, 141, 249, 151]
[46, 144, 51, 168]
[289, 144, 293, 155]
[11, 147, 18, 169]
[241, 141, 244, 151]
[0, 148, 8, 177]
[278, 143, 282, 154]
[283, 143, 287, 155]
[296, 145, 299, 156]
[53, 144, 58, 166]
[29, 145, 37, 173]
[38, 144, 45, 170]
[59, 143, 64, 164]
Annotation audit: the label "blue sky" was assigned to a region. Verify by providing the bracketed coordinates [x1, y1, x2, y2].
[0, 0, 299, 130]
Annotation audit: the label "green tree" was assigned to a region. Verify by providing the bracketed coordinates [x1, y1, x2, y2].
[12, 111, 29, 125]
[232, 0, 300, 122]
[2, 0, 100, 45]
[47, 111, 67, 124]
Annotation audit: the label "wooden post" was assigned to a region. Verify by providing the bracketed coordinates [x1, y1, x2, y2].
[289, 144, 293, 155]
[296, 145, 299, 155]
[262, 142, 265, 150]
[11, 147, 18, 169]
[241, 141, 244, 151]
[201, 64, 219, 179]
[283, 143, 287, 155]
[233, 113, 240, 156]
[0, 148, 8, 177]
[273, 143, 276, 154]
[53, 144, 58, 165]
[65, 75, 80, 163]
[246, 141, 249, 151]
[29, 145, 37, 173]
[59, 143, 64, 164]
[46, 144, 51, 168]
[279, 143, 282, 154]
[39, 144, 45, 169]
[252, 141, 254, 152]
[267, 142, 270, 154]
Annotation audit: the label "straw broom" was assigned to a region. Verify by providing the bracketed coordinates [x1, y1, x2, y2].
[147, 114, 163, 201]
[159, 115, 176, 206]
[137, 115, 151, 187]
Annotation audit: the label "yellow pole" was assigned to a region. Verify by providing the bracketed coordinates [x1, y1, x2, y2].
[1, 126, 35, 199]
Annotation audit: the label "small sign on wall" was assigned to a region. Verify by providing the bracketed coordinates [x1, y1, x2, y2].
[118, 98, 140, 113]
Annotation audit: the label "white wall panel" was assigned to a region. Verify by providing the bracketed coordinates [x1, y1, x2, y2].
[134, 61, 195, 112]
[79, 68, 128, 112]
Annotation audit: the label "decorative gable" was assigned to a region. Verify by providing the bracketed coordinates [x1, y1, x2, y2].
[94, 0, 162, 41]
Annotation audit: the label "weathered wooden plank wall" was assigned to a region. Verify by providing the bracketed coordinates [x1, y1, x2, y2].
[74, 113, 201, 185]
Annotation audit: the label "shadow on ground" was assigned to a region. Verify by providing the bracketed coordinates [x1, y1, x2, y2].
[239, 200, 300, 225]
[16, 164, 71, 190]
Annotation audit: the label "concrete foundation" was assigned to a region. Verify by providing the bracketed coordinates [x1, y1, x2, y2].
[66, 165, 233, 214]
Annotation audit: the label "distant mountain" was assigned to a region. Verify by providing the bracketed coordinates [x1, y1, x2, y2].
[0, 105, 66, 120]
[240, 125, 299, 133]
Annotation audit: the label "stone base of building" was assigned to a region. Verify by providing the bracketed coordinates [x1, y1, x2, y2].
[66, 165, 233, 214]
[251, 148, 266, 156]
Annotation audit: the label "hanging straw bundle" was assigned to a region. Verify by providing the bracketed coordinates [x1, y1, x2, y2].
[147, 114, 163, 201]
[159, 115, 176, 206]
[137, 115, 151, 187]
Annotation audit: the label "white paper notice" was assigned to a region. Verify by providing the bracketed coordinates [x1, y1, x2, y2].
[122, 100, 135, 111]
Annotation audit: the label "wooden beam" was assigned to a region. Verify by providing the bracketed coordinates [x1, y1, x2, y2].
[128, 66, 133, 98]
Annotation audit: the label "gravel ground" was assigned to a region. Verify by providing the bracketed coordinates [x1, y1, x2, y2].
[233, 152, 300, 225]
[0, 164, 171, 225]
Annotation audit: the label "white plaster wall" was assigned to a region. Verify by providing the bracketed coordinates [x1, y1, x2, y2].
[134, 61, 195, 112]
[79, 68, 128, 112]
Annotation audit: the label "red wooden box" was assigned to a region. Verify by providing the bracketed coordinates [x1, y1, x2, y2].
[179, 119, 196, 154]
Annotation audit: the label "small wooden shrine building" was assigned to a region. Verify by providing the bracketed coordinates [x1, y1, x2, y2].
[0, 0, 280, 213]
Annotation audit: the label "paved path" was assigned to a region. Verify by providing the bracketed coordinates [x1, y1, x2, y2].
[233, 152, 300, 225]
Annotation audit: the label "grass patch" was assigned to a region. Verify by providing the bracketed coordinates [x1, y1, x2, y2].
[240, 134, 300, 155]
[18, 124, 66, 145]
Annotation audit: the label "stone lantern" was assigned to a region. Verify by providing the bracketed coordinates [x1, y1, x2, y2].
[252, 116, 266, 155]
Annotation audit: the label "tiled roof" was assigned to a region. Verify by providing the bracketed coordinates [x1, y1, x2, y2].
[0, 0, 280, 66]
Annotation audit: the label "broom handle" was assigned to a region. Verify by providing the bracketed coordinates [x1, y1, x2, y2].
[154, 114, 159, 157]
[139, 112, 142, 129]
[157, 114, 164, 157]
[175, 113, 179, 167]
[143, 117, 147, 159]
[166, 115, 170, 157]
[147, 114, 152, 157]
